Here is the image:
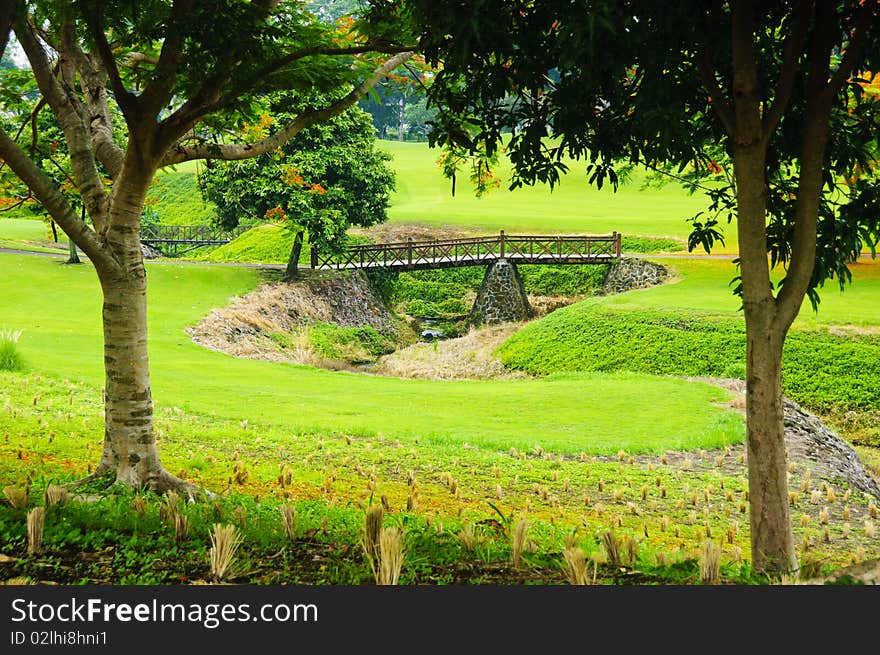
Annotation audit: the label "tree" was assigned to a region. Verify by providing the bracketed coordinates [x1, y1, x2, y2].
[198, 94, 395, 279]
[406, 0, 880, 574]
[0, 0, 414, 495]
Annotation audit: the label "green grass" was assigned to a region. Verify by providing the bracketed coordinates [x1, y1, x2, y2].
[497, 257, 880, 429]
[0, 218, 68, 253]
[147, 169, 218, 226]
[197, 224, 297, 263]
[604, 257, 880, 328]
[379, 141, 732, 246]
[0, 253, 743, 455]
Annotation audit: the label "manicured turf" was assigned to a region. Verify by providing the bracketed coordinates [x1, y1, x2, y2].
[0, 253, 743, 455]
[605, 256, 880, 328]
[379, 141, 733, 247]
[0, 218, 68, 252]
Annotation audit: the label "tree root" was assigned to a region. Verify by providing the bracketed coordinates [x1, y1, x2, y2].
[62, 466, 215, 502]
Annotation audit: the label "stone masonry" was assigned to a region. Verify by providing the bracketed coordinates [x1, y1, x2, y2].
[470, 259, 534, 325]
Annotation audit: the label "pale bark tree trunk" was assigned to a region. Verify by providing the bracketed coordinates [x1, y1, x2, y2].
[0, 8, 414, 497]
[88, 158, 198, 494]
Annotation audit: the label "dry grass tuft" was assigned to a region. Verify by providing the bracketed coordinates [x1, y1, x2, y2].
[131, 495, 147, 517]
[457, 523, 477, 552]
[601, 530, 622, 567]
[26, 507, 45, 555]
[3, 486, 28, 509]
[699, 540, 721, 584]
[372, 324, 528, 380]
[281, 504, 297, 540]
[366, 527, 405, 585]
[173, 513, 189, 543]
[511, 515, 528, 569]
[43, 485, 68, 508]
[562, 545, 595, 585]
[364, 504, 384, 561]
[208, 523, 243, 582]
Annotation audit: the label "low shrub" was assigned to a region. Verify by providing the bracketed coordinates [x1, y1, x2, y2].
[306, 322, 396, 363]
[0, 328, 25, 372]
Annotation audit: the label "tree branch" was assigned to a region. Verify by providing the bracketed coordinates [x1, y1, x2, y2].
[775, 0, 837, 328]
[761, 0, 811, 140]
[62, 37, 126, 178]
[161, 51, 415, 166]
[823, 2, 875, 99]
[0, 125, 113, 270]
[243, 43, 418, 96]
[0, 0, 16, 59]
[137, 0, 196, 119]
[698, 1, 735, 135]
[16, 19, 111, 231]
[80, 6, 137, 120]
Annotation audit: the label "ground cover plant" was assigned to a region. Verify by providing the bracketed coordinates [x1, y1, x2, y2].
[1, 371, 877, 585]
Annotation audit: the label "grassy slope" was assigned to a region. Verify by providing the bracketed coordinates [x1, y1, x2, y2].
[147, 167, 217, 226]
[602, 257, 880, 327]
[0, 253, 742, 455]
[380, 141, 733, 247]
[0, 218, 69, 252]
[498, 257, 880, 413]
[198, 224, 296, 263]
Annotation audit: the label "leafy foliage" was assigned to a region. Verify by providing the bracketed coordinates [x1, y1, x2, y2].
[198, 95, 396, 254]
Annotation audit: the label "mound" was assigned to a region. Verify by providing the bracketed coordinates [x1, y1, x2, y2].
[187, 270, 398, 363]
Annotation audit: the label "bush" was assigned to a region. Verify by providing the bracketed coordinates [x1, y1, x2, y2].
[306, 322, 396, 364]
[0, 328, 25, 372]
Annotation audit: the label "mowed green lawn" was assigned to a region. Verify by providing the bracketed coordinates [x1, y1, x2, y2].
[0, 253, 743, 454]
[379, 141, 732, 246]
[0, 218, 68, 252]
[607, 256, 880, 329]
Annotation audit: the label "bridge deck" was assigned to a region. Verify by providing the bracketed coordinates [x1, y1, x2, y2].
[311, 231, 621, 271]
[316, 252, 618, 271]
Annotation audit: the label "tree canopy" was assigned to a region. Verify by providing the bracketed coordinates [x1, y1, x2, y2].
[199, 93, 396, 275]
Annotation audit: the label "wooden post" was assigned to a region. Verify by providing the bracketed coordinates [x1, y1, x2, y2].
[310, 244, 318, 269]
[614, 231, 621, 257]
[500, 230, 506, 258]
[407, 237, 413, 267]
[556, 235, 562, 259]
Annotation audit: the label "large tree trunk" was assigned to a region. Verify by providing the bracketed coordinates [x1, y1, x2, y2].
[87, 166, 197, 495]
[95, 263, 166, 488]
[734, 142, 797, 575]
[743, 307, 797, 574]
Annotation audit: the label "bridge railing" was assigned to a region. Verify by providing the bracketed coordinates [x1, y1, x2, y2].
[141, 224, 250, 244]
[311, 231, 621, 270]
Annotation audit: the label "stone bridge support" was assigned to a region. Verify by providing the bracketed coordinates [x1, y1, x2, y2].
[470, 259, 534, 325]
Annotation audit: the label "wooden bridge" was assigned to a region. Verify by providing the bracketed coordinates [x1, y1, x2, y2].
[310, 231, 622, 271]
[141, 224, 250, 255]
